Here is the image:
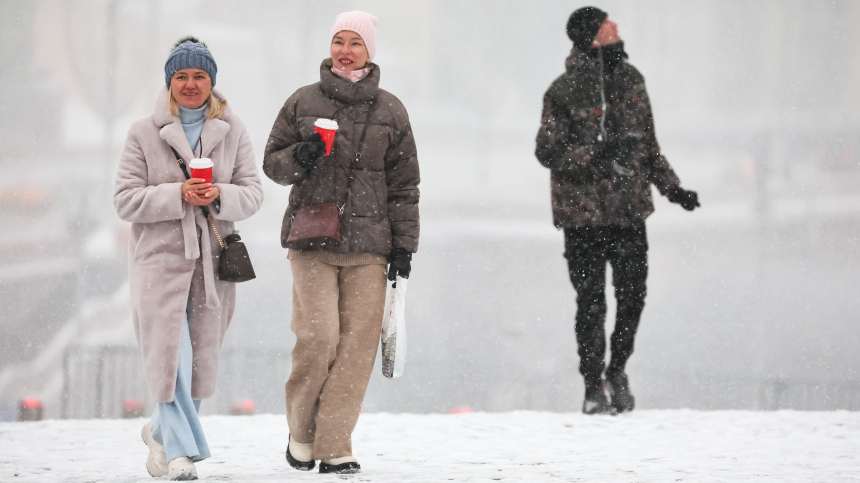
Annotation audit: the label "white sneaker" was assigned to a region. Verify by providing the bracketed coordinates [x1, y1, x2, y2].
[141, 423, 167, 477]
[168, 456, 198, 481]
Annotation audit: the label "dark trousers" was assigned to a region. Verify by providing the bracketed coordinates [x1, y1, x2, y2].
[564, 221, 648, 387]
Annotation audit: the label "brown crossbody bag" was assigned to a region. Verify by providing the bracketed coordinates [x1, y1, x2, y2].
[171, 145, 256, 283]
[285, 100, 376, 250]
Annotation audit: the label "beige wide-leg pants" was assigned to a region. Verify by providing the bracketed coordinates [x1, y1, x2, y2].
[286, 256, 387, 459]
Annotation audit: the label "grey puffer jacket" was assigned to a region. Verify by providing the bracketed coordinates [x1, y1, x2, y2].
[264, 59, 420, 255]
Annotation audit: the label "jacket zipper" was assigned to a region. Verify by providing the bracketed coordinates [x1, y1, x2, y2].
[597, 48, 608, 142]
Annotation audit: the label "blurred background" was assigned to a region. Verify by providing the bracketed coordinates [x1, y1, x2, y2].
[1, 0, 858, 421]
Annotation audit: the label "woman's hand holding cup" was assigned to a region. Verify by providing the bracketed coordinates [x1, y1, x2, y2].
[184, 157, 218, 206]
[182, 178, 220, 206]
[295, 133, 327, 170]
[313, 118, 338, 156]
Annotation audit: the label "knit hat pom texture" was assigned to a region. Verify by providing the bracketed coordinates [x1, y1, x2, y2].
[164, 37, 218, 89]
[330, 10, 378, 61]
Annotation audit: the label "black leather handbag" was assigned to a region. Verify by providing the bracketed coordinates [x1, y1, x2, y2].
[171, 147, 256, 283]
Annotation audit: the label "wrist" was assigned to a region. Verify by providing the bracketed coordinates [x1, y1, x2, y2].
[389, 247, 412, 261]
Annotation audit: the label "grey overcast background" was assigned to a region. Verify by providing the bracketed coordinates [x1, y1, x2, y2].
[1, 0, 859, 419]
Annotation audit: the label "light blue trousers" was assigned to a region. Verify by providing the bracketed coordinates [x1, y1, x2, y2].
[149, 316, 211, 463]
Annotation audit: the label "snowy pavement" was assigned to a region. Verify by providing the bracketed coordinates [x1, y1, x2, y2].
[1, 410, 858, 482]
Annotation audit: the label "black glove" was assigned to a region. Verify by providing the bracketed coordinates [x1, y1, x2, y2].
[387, 247, 412, 281]
[667, 185, 700, 211]
[295, 133, 327, 170]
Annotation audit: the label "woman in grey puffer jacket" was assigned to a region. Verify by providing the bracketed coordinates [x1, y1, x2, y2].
[263, 10, 419, 475]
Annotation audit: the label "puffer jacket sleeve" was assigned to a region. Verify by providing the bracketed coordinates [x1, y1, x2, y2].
[635, 88, 680, 195]
[534, 90, 599, 182]
[263, 93, 306, 186]
[114, 129, 186, 223]
[211, 127, 264, 221]
[384, 118, 420, 253]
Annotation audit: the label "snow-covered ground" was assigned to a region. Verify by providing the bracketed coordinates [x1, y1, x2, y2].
[1, 410, 857, 482]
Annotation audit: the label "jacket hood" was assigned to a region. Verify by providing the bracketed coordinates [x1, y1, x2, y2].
[320, 58, 380, 104]
[565, 42, 628, 74]
[565, 46, 594, 74]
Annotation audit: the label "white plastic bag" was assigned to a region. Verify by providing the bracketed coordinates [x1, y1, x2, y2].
[381, 276, 408, 378]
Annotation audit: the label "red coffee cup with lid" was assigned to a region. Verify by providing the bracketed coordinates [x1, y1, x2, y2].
[189, 158, 214, 184]
[314, 118, 339, 156]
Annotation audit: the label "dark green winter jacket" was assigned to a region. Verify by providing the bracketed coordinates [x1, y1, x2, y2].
[535, 44, 680, 228]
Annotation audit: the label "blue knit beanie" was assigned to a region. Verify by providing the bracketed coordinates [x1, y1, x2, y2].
[164, 37, 217, 89]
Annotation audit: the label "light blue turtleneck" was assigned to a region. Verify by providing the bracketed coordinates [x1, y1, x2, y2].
[178, 104, 207, 155]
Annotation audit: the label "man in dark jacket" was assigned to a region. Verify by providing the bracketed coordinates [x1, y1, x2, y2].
[535, 7, 700, 415]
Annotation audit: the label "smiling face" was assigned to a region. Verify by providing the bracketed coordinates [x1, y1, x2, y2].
[170, 68, 212, 109]
[330, 30, 369, 71]
[592, 18, 621, 47]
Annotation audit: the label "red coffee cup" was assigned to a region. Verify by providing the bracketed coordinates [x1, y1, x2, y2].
[189, 158, 214, 184]
[314, 118, 339, 156]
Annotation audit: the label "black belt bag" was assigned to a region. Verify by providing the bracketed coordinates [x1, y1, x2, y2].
[171, 147, 256, 283]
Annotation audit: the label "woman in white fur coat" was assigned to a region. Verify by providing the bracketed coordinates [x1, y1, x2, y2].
[113, 37, 263, 481]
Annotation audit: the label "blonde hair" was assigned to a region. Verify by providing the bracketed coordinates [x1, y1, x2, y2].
[167, 87, 226, 119]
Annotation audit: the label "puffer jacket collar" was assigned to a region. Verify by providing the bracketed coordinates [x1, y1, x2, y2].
[319, 58, 380, 104]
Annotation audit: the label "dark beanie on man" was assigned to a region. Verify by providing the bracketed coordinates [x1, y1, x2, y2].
[164, 37, 218, 89]
[566, 6, 608, 50]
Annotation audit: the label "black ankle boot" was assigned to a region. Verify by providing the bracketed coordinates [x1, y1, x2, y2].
[582, 379, 617, 415]
[605, 371, 635, 413]
[286, 435, 315, 471]
[319, 461, 360, 474]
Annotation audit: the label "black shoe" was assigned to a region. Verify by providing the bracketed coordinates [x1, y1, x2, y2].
[286, 436, 315, 471]
[319, 461, 361, 474]
[606, 371, 635, 413]
[582, 382, 617, 415]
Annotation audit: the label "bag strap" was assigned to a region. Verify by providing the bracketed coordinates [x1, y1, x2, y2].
[171, 146, 227, 251]
[355, 99, 376, 162]
[337, 99, 376, 214]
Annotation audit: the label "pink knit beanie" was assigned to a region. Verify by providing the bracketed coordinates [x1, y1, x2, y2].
[330, 10, 378, 61]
